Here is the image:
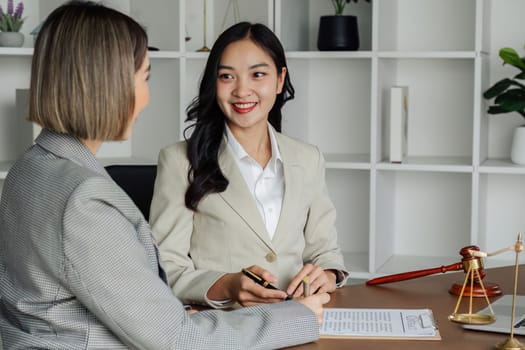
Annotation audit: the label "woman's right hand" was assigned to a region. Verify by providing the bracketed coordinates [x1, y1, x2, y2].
[207, 265, 289, 306]
[235, 265, 290, 306]
[297, 292, 331, 324]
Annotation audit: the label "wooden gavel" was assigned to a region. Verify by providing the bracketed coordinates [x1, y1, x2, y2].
[366, 245, 502, 297]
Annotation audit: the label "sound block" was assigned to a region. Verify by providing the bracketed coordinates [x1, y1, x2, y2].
[449, 281, 502, 297]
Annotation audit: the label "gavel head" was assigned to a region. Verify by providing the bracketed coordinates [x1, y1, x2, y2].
[449, 245, 502, 297]
[459, 245, 485, 281]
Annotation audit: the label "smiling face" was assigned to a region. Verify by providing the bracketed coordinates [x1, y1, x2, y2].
[216, 38, 286, 134]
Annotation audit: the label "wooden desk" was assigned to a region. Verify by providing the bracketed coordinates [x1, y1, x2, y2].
[287, 265, 525, 350]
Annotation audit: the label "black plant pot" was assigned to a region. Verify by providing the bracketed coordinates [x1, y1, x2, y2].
[317, 15, 359, 51]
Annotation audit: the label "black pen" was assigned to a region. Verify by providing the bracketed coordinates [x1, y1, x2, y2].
[241, 268, 292, 300]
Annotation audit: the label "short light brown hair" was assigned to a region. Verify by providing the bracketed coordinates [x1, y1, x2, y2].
[28, 0, 148, 140]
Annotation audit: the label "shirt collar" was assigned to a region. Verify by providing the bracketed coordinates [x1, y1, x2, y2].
[225, 124, 249, 160]
[225, 123, 282, 173]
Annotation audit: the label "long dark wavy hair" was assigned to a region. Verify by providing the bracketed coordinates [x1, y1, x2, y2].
[184, 22, 294, 211]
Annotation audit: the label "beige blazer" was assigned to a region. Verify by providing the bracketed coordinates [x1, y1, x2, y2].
[150, 131, 348, 306]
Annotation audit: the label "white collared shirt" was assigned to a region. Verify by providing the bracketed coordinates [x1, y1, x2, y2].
[225, 124, 284, 240]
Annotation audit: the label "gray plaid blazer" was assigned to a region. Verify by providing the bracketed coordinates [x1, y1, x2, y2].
[0, 129, 319, 349]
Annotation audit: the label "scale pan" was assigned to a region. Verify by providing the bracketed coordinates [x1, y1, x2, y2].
[448, 313, 496, 325]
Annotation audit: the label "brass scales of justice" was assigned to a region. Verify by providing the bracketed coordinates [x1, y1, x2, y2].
[367, 233, 525, 350]
[449, 233, 525, 350]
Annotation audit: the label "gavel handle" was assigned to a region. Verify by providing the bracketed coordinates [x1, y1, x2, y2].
[366, 262, 464, 285]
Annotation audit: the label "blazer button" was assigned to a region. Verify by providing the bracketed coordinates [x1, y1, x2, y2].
[265, 252, 277, 263]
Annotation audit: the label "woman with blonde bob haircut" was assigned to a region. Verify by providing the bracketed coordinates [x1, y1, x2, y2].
[0, 1, 329, 349]
[28, 1, 144, 141]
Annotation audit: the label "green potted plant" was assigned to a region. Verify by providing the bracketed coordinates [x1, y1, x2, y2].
[0, 0, 26, 47]
[483, 47, 525, 164]
[318, 0, 370, 51]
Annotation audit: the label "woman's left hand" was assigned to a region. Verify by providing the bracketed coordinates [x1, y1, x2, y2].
[286, 263, 337, 298]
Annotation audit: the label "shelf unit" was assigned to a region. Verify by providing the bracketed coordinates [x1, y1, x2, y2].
[1, 0, 524, 280]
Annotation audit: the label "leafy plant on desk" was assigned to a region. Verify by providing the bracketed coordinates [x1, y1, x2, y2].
[0, 0, 25, 32]
[331, 0, 371, 16]
[483, 47, 525, 118]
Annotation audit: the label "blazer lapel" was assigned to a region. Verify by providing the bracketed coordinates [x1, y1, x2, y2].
[272, 134, 304, 247]
[218, 141, 274, 249]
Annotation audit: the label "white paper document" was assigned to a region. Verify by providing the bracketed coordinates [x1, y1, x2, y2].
[320, 308, 440, 339]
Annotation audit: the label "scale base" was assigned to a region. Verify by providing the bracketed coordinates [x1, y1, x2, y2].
[449, 281, 502, 297]
[495, 337, 525, 350]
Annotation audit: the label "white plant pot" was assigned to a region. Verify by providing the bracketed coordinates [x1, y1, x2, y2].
[510, 126, 525, 165]
[0, 32, 24, 47]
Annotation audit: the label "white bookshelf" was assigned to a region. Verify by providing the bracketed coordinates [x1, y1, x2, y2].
[1, 0, 524, 279]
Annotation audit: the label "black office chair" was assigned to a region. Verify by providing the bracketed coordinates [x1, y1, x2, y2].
[105, 164, 157, 221]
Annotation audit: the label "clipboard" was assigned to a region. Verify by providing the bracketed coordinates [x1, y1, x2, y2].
[320, 308, 441, 340]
